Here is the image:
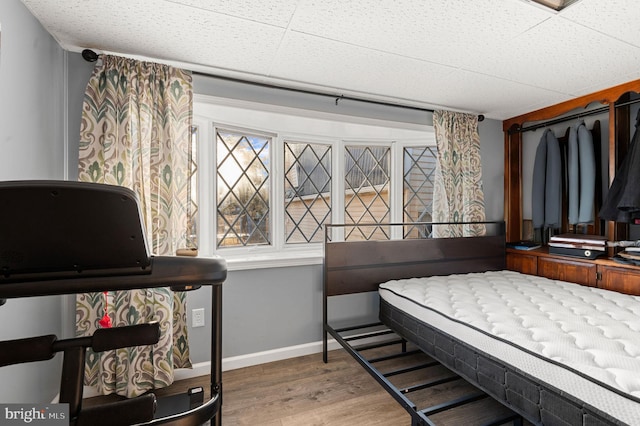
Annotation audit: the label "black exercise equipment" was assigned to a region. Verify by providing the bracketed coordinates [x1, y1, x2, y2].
[0, 180, 227, 426]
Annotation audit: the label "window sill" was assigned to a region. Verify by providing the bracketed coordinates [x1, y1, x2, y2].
[212, 248, 324, 271]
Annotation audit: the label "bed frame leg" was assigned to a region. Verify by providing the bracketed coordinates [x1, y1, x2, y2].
[322, 329, 328, 363]
[410, 415, 429, 426]
[322, 272, 328, 363]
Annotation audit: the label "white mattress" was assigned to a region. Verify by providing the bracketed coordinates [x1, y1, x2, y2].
[379, 270, 640, 424]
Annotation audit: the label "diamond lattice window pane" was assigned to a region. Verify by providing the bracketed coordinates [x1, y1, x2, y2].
[216, 129, 270, 247]
[344, 146, 390, 241]
[187, 126, 199, 248]
[284, 142, 331, 243]
[403, 146, 436, 239]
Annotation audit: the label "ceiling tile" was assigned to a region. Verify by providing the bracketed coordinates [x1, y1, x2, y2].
[167, 0, 299, 28]
[456, 15, 640, 95]
[269, 32, 458, 108]
[269, 31, 570, 119]
[289, 0, 552, 66]
[19, 0, 640, 119]
[561, 0, 640, 48]
[22, 0, 286, 73]
[428, 70, 571, 119]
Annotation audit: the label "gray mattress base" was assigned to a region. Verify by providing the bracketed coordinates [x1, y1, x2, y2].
[380, 298, 624, 426]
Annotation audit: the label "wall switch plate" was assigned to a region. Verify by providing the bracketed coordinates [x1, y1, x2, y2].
[192, 308, 205, 328]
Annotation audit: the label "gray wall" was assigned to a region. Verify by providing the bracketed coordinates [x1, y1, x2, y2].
[193, 74, 432, 126]
[0, 0, 66, 403]
[66, 52, 94, 181]
[187, 265, 381, 363]
[479, 117, 505, 223]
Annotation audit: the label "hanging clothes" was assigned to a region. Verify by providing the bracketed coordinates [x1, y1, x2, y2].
[568, 122, 596, 225]
[600, 109, 640, 222]
[532, 129, 562, 240]
[567, 126, 579, 225]
[577, 121, 596, 224]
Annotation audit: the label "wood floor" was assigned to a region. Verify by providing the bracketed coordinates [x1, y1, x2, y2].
[85, 347, 524, 425]
[221, 349, 411, 425]
[219, 348, 521, 426]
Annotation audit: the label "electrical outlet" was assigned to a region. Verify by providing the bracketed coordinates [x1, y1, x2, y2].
[192, 308, 205, 328]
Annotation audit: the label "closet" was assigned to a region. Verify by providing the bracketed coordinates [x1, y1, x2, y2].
[503, 79, 640, 295]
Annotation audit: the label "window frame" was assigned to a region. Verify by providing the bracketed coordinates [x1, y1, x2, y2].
[194, 95, 434, 270]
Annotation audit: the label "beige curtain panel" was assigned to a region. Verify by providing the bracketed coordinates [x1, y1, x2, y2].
[76, 54, 194, 398]
[432, 110, 487, 238]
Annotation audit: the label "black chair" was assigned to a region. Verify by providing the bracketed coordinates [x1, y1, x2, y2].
[0, 181, 227, 426]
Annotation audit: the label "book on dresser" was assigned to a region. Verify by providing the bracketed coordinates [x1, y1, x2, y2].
[548, 234, 606, 259]
[547, 241, 607, 251]
[549, 233, 607, 246]
[619, 251, 640, 260]
[506, 240, 542, 250]
[548, 246, 605, 259]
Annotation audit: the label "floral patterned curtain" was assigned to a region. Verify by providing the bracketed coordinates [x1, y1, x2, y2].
[76, 55, 193, 398]
[432, 110, 486, 237]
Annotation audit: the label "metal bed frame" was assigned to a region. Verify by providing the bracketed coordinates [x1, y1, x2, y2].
[322, 222, 525, 426]
[326, 321, 524, 426]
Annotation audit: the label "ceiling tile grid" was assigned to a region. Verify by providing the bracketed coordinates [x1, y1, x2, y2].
[22, 0, 288, 72]
[454, 14, 640, 96]
[561, 0, 640, 48]
[19, 0, 640, 119]
[287, 0, 554, 67]
[170, 0, 298, 28]
[270, 30, 570, 117]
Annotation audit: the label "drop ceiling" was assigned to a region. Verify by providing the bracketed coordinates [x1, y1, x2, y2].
[20, 0, 640, 120]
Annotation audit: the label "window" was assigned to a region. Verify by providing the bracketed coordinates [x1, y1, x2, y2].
[403, 146, 437, 238]
[284, 141, 332, 244]
[344, 145, 390, 241]
[194, 98, 434, 268]
[216, 128, 271, 247]
[186, 126, 200, 248]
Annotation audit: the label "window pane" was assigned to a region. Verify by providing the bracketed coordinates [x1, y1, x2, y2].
[187, 126, 199, 248]
[216, 129, 270, 247]
[284, 142, 331, 243]
[344, 145, 390, 240]
[403, 146, 437, 238]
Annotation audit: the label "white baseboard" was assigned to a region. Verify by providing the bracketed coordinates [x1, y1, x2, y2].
[77, 338, 343, 399]
[222, 338, 343, 372]
[176, 338, 343, 381]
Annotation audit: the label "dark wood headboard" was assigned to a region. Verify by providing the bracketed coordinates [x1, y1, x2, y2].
[324, 222, 506, 297]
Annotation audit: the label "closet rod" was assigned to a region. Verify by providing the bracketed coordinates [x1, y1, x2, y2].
[512, 97, 640, 134]
[512, 106, 608, 134]
[81, 49, 485, 122]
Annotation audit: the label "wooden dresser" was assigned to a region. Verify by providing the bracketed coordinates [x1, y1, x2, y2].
[507, 247, 640, 295]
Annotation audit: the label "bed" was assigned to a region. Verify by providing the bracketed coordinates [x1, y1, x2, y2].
[322, 222, 640, 426]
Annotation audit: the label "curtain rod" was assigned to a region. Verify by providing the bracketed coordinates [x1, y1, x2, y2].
[510, 97, 640, 134]
[81, 49, 485, 122]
